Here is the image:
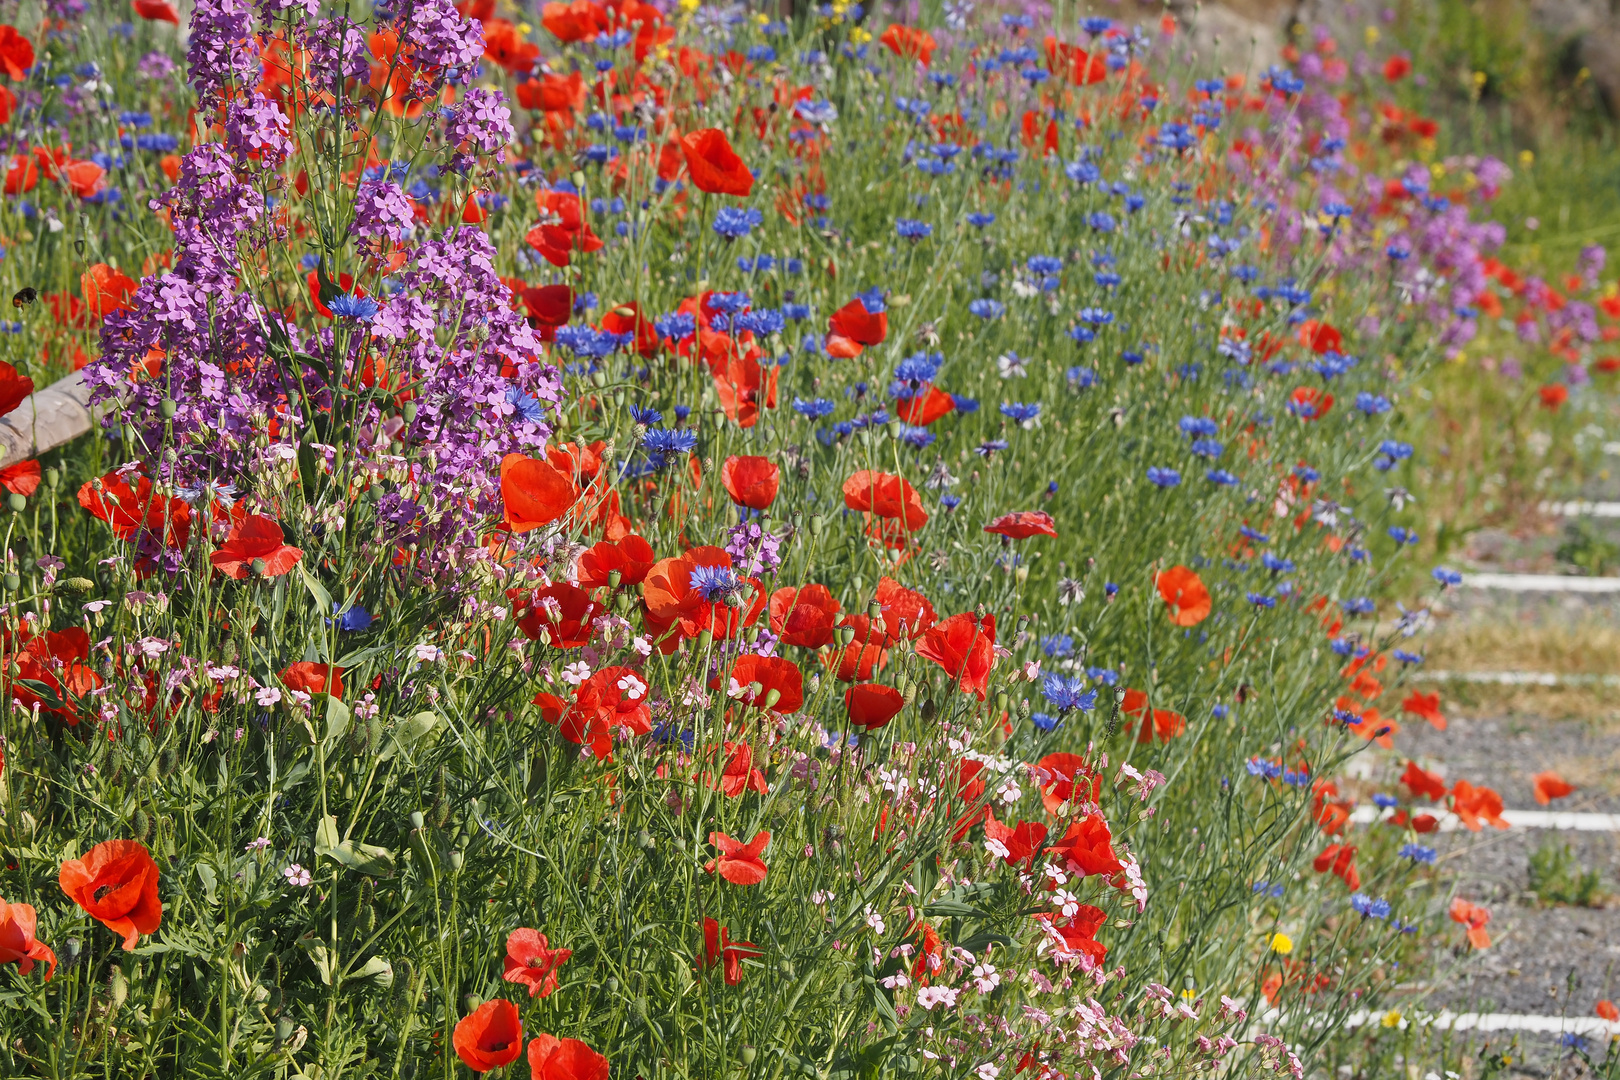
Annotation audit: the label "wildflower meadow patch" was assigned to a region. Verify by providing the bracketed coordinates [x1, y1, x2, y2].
[0, 0, 1533, 1075]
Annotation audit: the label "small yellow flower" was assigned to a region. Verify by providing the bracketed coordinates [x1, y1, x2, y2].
[1472, 70, 1487, 87]
[517, 21, 532, 34]
[1181, 987, 1197, 1001]
[1381, 1009, 1402, 1028]
[1429, 162, 1445, 180]
[1519, 149, 1535, 168]
[1364, 26, 1379, 45]
[850, 25, 871, 44]
[1269, 933, 1293, 955]
[753, 10, 768, 23]
[678, 0, 699, 12]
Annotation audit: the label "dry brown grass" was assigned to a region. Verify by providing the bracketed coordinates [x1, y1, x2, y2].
[1415, 620, 1620, 725]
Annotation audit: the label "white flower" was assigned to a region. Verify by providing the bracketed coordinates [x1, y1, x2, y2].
[879, 972, 910, 990]
[254, 687, 282, 707]
[206, 664, 240, 681]
[282, 863, 312, 887]
[975, 1064, 1000, 1080]
[616, 673, 647, 700]
[413, 643, 442, 663]
[1043, 863, 1068, 887]
[915, 985, 959, 1010]
[997, 352, 1029, 377]
[811, 889, 834, 905]
[488, 605, 508, 621]
[864, 905, 886, 936]
[135, 636, 170, 658]
[631, 635, 653, 656]
[971, 962, 1001, 993]
[1022, 660, 1041, 681]
[984, 838, 1011, 860]
[996, 778, 1022, 804]
[82, 599, 112, 614]
[561, 661, 592, 686]
[1052, 889, 1079, 917]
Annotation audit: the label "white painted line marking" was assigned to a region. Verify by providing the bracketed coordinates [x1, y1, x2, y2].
[1348, 806, 1620, 832]
[1605, 441, 1620, 456]
[1540, 500, 1620, 518]
[1347, 1010, 1620, 1036]
[1417, 670, 1620, 687]
[1459, 572, 1620, 593]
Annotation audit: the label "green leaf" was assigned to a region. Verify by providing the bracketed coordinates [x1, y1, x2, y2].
[297, 561, 333, 617]
[297, 933, 335, 986]
[195, 862, 218, 907]
[314, 814, 395, 877]
[380, 711, 440, 762]
[322, 695, 351, 752]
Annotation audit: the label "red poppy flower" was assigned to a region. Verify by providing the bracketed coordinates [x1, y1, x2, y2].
[12, 627, 99, 722]
[58, 840, 162, 950]
[0, 26, 33, 80]
[824, 615, 890, 682]
[842, 470, 928, 531]
[1449, 898, 1491, 949]
[844, 682, 905, 730]
[502, 929, 572, 999]
[278, 662, 344, 699]
[895, 385, 955, 425]
[1400, 760, 1447, 801]
[576, 535, 655, 590]
[210, 514, 303, 579]
[516, 70, 586, 112]
[453, 998, 524, 1073]
[0, 459, 39, 496]
[501, 453, 577, 534]
[81, 263, 137, 318]
[601, 301, 659, 358]
[713, 353, 777, 428]
[826, 296, 887, 357]
[983, 812, 1048, 868]
[519, 283, 573, 337]
[1156, 565, 1210, 626]
[1121, 688, 1187, 744]
[1451, 780, 1508, 831]
[558, 665, 653, 759]
[1383, 55, 1411, 81]
[1538, 384, 1568, 410]
[77, 469, 190, 549]
[1597, 1000, 1619, 1022]
[1312, 842, 1360, 891]
[1400, 690, 1445, 731]
[132, 0, 180, 23]
[642, 547, 766, 644]
[540, 0, 607, 41]
[705, 830, 770, 885]
[1043, 36, 1107, 84]
[1046, 814, 1123, 877]
[769, 584, 841, 648]
[527, 1033, 610, 1079]
[720, 455, 780, 509]
[711, 653, 803, 712]
[1288, 386, 1334, 420]
[0, 899, 54, 978]
[681, 128, 753, 197]
[872, 575, 936, 642]
[879, 24, 936, 66]
[916, 612, 996, 700]
[1035, 905, 1107, 967]
[1299, 320, 1342, 354]
[712, 740, 768, 797]
[1533, 771, 1575, 806]
[516, 583, 603, 647]
[984, 510, 1058, 540]
[701, 917, 761, 985]
[0, 360, 33, 418]
[528, 190, 603, 267]
[1036, 752, 1101, 815]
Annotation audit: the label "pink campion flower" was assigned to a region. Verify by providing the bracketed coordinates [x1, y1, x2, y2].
[915, 985, 958, 1010]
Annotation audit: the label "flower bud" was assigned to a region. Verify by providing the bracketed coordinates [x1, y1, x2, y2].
[409, 811, 425, 831]
[867, 600, 883, 621]
[44, 467, 59, 489]
[159, 398, 178, 419]
[7, 492, 24, 512]
[608, 570, 622, 589]
[809, 514, 824, 536]
[762, 688, 781, 709]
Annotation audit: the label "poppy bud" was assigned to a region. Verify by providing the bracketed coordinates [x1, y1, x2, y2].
[110, 968, 128, 1008]
[132, 808, 151, 842]
[605, 976, 620, 994]
[725, 591, 743, 609]
[3, 573, 18, 591]
[409, 810, 425, 831]
[762, 688, 781, 709]
[867, 600, 882, 621]
[44, 467, 59, 489]
[159, 397, 177, 418]
[608, 569, 622, 589]
[464, 993, 481, 1014]
[698, 629, 713, 649]
[612, 388, 625, 408]
[393, 959, 416, 1009]
[448, 849, 464, 872]
[777, 959, 794, 978]
[402, 400, 418, 424]
[994, 689, 1009, 714]
[249, 558, 267, 576]
[159, 746, 178, 778]
[64, 937, 81, 965]
[809, 514, 825, 536]
[1015, 565, 1029, 583]
[741, 1046, 757, 1065]
[628, 996, 649, 1026]
[919, 696, 935, 721]
[590, 370, 607, 389]
[636, 829, 654, 850]
[6, 492, 21, 512]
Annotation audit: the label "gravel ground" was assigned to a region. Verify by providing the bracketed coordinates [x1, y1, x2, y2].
[1397, 714, 1620, 814]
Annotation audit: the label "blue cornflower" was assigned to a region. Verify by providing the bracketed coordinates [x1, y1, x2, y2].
[1069, 326, 1095, 344]
[1207, 469, 1239, 486]
[939, 493, 962, 510]
[792, 397, 837, 420]
[1432, 567, 1462, 587]
[1372, 793, 1398, 809]
[1342, 597, 1375, 615]
[897, 425, 934, 449]
[974, 439, 1009, 457]
[1261, 553, 1294, 573]
[505, 386, 547, 425]
[1240, 526, 1269, 544]
[1000, 402, 1041, 427]
[1388, 526, 1419, 546]
[1121, 349, 1145, 365]
[628, 403, 663, 425]
[1399, 844, 1437, 865]
[1041, 674, 1097, 713]
[1027, 255, 1063, 276]
[1247, 592, 1275, 608]
[654, 311, 696, 341]
[966, 212, 996, 228]
[643, 428, 698, 455]
[1041, 634, 1074, 658]
[1246, 757, 1282, 780]
[328, 293, 380, 320]
[735, 309, 785, 337]
[896, 218, 933, 240]
[334, 603, 373, 631]
[1179, 416, 1219, 437]
[1393, 650, 1423, 665]
[1350, 894, 1391, 919]
[1078, 307, 1114, 326]
[1355, 392, 1392, 416]
[782, 303, 812, 321]
[1147, 467, 1181, 488]
[1086, 211, 1116, 232]
[1031, 711, 1061, 732]
[1191, 438, 1224, 458]
[712, 207, 763, 239]
[969, 298, 1005, 319]
[688, 564, 742, 603]
[707, 291, 751, 315]
[952, 395, 980, 413]
[1068, 366, 1096, 389]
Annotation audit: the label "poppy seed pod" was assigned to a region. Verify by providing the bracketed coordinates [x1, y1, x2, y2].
[159, 398, 177, 418]
[9, 492, 25, 512]
[809, 514, 825, 535]
[762, 688, 781, 709]
[409, 811, 425, 831]
[43, 467, 58, 489]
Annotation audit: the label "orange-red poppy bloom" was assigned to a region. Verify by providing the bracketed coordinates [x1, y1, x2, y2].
[844, 682, 905, 730]
[1312, 842, 1360, 891]
[517, 583, 603, 647]
[823, 615, 890, 682]
[278, 661, 344, 699]
[711, 653, 803, 712]
[681, 128, 753, 197]
[1597, 1000, 1620, 1022]
[983, 812, 1048, 868]
[500, 453, 577, 534]
[576, 534, 655, 590]
[1448, 898, 1491, 949]
[528, 190, 604, 267]
[984, 510, 1057, 540]
[1156, 566, 1210, 626]
[1538, 383, 1568, 410]
[720, 455, 780, 510]
[0, 360, 33, 418]
[78, 469, 191, 548]
[1383, 55, 1411, 81]
[453, 998, 524, 1072]
[1288, 386, 1334, 420]
[826, 296, 887, 357]
[540, 0, 606, 41]
[712, 353, 778, 428]
[842, 470, 927, 531]
[1400, 690, 1445, 731]
[711, 740, 768, 797]
[701, 917, 761, 984]
[1121, 688, 1187, 744]
[556, 665, 653, 759]
[879, 24, 936, 66]
[0, 26, 32, 80]
[1450, 780, 1508, 831]
[706, 830, 770, 885]
[894, 385, 955, 425]
[210, 514, 303, 579]
[643, 547, 766, 645]
[1400, 760, 1447, 801]
[527, 1033, 610, 1079]
[58, 840, 161, 949]
[916, 612, 996, 700]
[0, 900, 54, 979]
[1045, 813, 1123, 877]
[502, 929, 572, 998]
[1533, 771, 1575, 806]
[0, 459, 39, 496]
[132, 0, 179, 22]
[872, 576, 936, 643]
[11, 626, 99, 722]
[769, 583, 841, 648]
[81, 263, 137, 318]
[1034, 906, 1108, 967]
[1036, 752, 1101, 815]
